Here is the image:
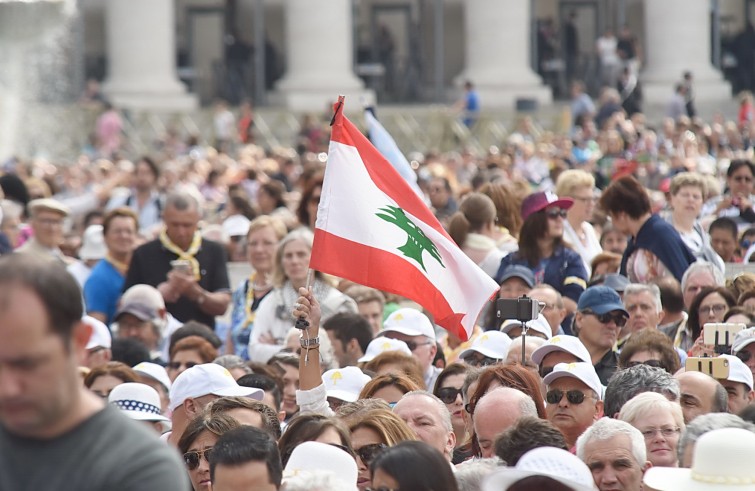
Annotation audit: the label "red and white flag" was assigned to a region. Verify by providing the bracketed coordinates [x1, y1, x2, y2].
[310, 97, 499, 341]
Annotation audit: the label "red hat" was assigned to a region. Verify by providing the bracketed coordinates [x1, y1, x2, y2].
[521, 191, 574, 221]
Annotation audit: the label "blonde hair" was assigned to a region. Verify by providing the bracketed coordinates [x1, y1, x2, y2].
[247, 215, 287, 240]
[555, 169, 595, 198]
[669, 172, 707, 196]
[348, 408, 417, 445]
[618, 391, 685, 432]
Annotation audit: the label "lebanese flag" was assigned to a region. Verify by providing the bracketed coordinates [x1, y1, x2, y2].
[310, 97, 499, 341]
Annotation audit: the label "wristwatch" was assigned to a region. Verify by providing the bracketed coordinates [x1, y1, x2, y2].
[300, 336, 320, 348]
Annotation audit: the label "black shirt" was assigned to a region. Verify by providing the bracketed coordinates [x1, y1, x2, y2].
[594, 349, 619, 386]
[124, 238, 230, 328]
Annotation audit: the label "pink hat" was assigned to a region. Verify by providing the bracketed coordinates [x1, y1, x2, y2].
[521, 191, 573, 221]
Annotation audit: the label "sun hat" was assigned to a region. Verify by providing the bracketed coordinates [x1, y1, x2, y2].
[284, 441, 358, 490]
[521, 191, 574, 221]
[501, 314, 553, 339]
[109, 383, 170, 424]
[133, 362, 172, 391]
[79, 225, 106, 261]
[543, 362, 604, 400]
[357, 337, 412, 363]
[718, 354, 754, 390]
[531, 335, 592, 365]
[643, 428, 755, 490]
[381, 308, 436, 340]
[83, 315, 112, 350]
[482, 446, 596, 491]
[577, 285, 629, 316]
[169, 363, 263, 411]
[323, 366, 372, 403]
[458, 331, 512, 361]
[28, 198, 70, 217]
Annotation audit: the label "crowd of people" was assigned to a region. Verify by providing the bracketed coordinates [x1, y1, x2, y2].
[5, 84, 755, 491]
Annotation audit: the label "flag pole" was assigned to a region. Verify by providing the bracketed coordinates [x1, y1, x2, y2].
[330, 94, 346, 126]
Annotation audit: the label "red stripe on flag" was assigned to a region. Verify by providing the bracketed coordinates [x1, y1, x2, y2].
[329, 106, 450, 241]
[310, 228, 469, 341]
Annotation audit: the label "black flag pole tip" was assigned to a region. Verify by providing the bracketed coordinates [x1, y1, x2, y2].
[330, 95, 346, 126]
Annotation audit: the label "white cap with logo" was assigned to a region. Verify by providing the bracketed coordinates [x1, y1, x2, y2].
[323, 367, 372, 402]
[357, 337, 412, 363]
[543, 362, 604, 400]
[718, 354, 754, 390]
[532, 335, 592, 366]
[381, 308, 436, 340]
[458, 331, 512, 361]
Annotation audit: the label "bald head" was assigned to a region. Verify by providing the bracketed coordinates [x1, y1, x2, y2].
[674, 371, 728, 424]
[473, 388, 538, 458]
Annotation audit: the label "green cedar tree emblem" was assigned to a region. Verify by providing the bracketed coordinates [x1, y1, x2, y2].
[376, 205, 445, 272]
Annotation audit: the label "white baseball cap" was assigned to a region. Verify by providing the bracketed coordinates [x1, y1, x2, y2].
[357, 337, 412, 363]
[169, 363, 264, 411]
[222, 215, 251, 238]
[718, 354, 754, 390]
[532, 335, 592, 366]
[482, 446, 596, 491]
[501, 314, 552, 340]
[381, 308, 436, 340]
[83, 315, 112, 350]
[133, 362, 172, 391]
[79, 225, 106, 261]
[458, 331, 512, 361]
[109, 383, 170, 424]
[284, 441, 358, 490]
[733, 327, 755, 354]
[323, 367, 372, 402]
[543, 362, 604, 400]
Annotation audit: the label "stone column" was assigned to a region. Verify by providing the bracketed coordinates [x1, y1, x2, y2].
[274, 0, 373, 112]
[642, 0, 730, 105]
[102, 0, 196, 111]
[460, 0, 551, 109]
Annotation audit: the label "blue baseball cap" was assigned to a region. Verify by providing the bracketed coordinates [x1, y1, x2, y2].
[577, 285, 628, 316]
[499, 264, 536, 288]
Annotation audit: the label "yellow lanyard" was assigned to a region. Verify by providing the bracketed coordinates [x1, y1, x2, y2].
[159, 229, 202, 280]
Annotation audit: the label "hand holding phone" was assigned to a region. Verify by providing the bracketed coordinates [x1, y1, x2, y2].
[170, 259, 192, 275]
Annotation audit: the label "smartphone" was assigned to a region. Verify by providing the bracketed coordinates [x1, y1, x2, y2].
[170, 259, 192, 274]
[703, 323, 745, 353]
[686, 356, 730, 379]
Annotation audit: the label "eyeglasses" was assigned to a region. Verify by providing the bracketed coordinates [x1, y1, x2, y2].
[166, 361, 198, 371]
[582, 310, 628, 327]
[626, 359, 663, 369]
[640, 427, 680, 440]
[539, 365, 556, 379]
[437, 387, 464, 404]
[733, 175, 753, 183]
[405, 340, 433, 352]
[354, 443, 387, 465]
[545, 209, 568, 219]
[183, 448, 213, 470]
[736, 350, 753, 363]
[461, 353, 500, 367]
[698, 304, 728, 316]
[546, 389, 591, 405]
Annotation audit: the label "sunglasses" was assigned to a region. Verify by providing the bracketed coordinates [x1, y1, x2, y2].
[437, 387, 463, 404]
[545, 209, 568, 219]
[461, 353, 500, 367]
[737, 350, 753, 363]
[166, 361, 198, 371]
[328, 443, 354, 458]
[583, 310, 628, 327]
[626, 359, 663, 369]
[546, 389, 590, 405]
[183, 447, 213, 470]
[355, 443, 387, 465]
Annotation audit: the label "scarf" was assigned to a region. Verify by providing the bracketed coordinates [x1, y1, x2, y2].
[159, 228, 202, 280]
[105, 254, 129, 276]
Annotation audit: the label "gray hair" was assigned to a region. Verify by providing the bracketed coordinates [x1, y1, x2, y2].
[677, 413, 755, 464]
[681, 261, 724, 291]
[623, 284, 663, 313]
[713, 382, 729, 413]
[576, 417, 646, 465]
[401, 390, 453, 432]
[164, 192, 201, 214]
[454, 457, 502, 491]
[283, 470, 355, 491]
[213, 355, 252, 375]
[618, 391, 685, 431]
[604, 365, 680, 418]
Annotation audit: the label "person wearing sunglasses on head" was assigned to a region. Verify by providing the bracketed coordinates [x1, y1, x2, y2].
[178, 413, 241, 491]
[495, 191, 588, 335]
[572, 285, 629, 385]
[543, 362, 605, 450]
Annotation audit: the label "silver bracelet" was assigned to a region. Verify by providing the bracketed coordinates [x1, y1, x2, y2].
[300, 336, 320, 348]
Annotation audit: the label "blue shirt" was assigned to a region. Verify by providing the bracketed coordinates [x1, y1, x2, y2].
[84, 260, 124, 325]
